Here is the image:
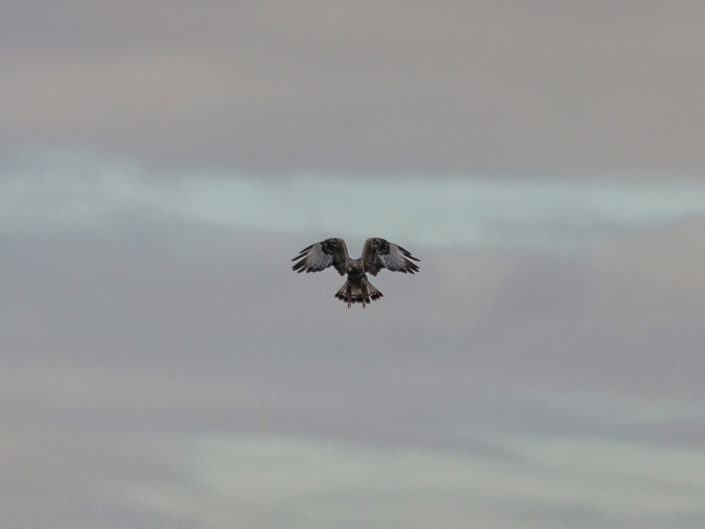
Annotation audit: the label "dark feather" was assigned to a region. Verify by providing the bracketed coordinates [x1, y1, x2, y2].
[361, 238, 421, 276]
[291, 237, 349, 275]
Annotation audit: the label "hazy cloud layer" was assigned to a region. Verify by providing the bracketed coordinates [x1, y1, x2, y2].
[4, 1, 705, 175]
[4, 2, 705, 526]
[3, 153, 705, 249]
[2, 173, 704, 526]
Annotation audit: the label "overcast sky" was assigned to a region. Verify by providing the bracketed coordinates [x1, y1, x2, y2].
[4, 0, 705, 176]
[2, 2, 705, 529]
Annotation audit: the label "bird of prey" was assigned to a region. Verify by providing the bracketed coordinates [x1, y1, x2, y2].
[291, 237, 420, 307]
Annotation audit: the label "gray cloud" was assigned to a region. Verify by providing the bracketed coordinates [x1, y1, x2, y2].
[3, 1, 705, 175]
[3, 201, 705, 527]
[4, 3, 705, 525]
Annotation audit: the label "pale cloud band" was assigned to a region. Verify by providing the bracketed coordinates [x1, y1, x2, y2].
[3, 152, 705, 249]
[117, 423, 705, 528]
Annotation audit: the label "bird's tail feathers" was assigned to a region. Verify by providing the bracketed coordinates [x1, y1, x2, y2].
[335, 277, 382, 308]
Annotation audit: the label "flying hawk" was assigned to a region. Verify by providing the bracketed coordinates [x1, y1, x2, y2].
[291, 238, 420, 307]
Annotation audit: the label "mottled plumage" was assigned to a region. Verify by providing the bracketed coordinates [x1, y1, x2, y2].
[292, 237, 420, 307]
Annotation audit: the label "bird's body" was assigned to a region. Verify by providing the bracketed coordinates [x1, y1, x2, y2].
[292, 237, 420, 307]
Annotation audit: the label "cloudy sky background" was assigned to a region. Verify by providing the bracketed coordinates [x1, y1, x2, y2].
[2, 2, 705, 528]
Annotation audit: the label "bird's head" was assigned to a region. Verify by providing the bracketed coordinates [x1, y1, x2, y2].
[346, 264, 354, 274]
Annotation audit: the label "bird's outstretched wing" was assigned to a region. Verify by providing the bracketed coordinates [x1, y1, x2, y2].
[292, 238, 349, 275]
[362, 238, 420, 276]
